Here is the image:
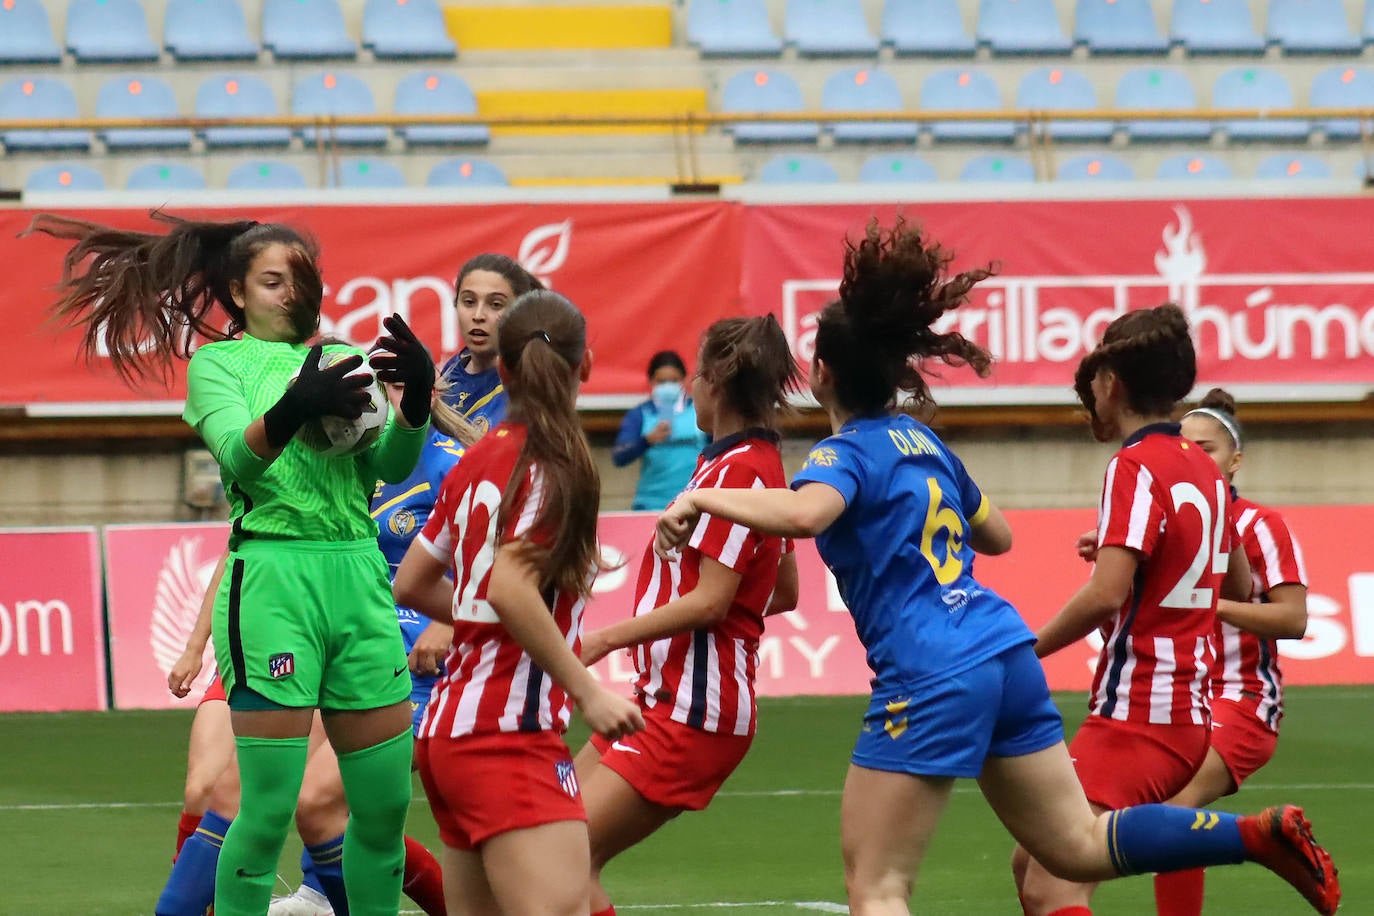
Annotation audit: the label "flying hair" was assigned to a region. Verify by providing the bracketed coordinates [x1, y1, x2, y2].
[698, 314, 802, 426]
[1073, 304, 1196, 424]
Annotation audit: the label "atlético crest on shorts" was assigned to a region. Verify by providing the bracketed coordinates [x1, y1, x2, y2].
[268, 652, 295, 679]
[555, 759, 579, 798]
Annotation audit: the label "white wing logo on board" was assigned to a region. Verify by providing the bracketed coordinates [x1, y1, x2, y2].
[149, 537, 221, 693]
[518, 219, 573, 287]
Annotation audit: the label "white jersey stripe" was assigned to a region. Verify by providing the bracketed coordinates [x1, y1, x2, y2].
[499, 654, 532, 731]
[1189, 637, 1209, 725]
[1253, 519, 1287, 590]
[702, 633, 722, 732]
[1149, 637, 1175, 724]
[732, 639, 752, 736]
[1098, 457, 1118, 545]
[450, 639, 501, 738]
[1125, 465, 1155, 550]
[671, 636, 697, 723]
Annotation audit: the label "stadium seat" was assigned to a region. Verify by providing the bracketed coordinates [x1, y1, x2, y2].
[1365, 0, 1374, 43]
[1267, 0, 1361, 52]
[757, 154, 840, 182]
[164, 0, 258, 61]
[1311, 67, 1374, 139]
[1156, 153, 1233, 178]
[0, 0, 63, 64]
[65, 0, 160, 62]
[1170, 0, 1265, 53]
[858, 154, 937, 182]
[126, 162, 207, 190]
[363, 0, 456, 59]
[197, 74, 292, 147]
[332, 158, 407, 188]
[25, 163, 106, 192]
[1057, 153, 1134, 180]
[262, 0, 356, 60]
[1015, 67, 1114, 141]
[1213, 67, 1310, 140]
[1073, 0, 1169, 53]
[920, 69, 1016, 142]
[1115, 67, 1212, 141]
[822, 67, 917, 142]
[96, 76, 193, 150]
[977, 0, 1073, 53]
[721, 69, 820, 143]
[427, 157, 509, 187]
[394, 72, 488, 145]
[687, 0, 783, 56]
[226, 160, 309, 189]
[960, 153, 1035, 181]
[783, 0, 880, 55]
[0, 77, 91, 151]
[294, 72, 389, 146]
[881, 0, 976, 54]
[1255, 152, 1332, 177]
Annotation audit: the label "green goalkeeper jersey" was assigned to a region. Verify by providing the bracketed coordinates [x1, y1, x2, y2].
[184, 335, 428, 548]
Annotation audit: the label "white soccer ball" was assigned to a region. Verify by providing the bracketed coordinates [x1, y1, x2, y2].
[295, 352, 390, 457]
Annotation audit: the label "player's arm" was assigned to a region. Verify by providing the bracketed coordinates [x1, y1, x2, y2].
[1220, 542, 1251, 602]
[1034, 546, 1138, 658]
[657, 482, 846, 557]
[611, 406, 650, 467]
[967, 498, 1013, 556]
[765, 551, 799, 617]
[393, 541, 455, 624]
[168, 552, 227, 698]
[1218, 583, 1308, 640]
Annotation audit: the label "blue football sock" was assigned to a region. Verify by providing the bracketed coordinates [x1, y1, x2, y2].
[1107, 805, 1247, 876]
[156, 810, 231, 916]
[306, 834, 349, 916]
[299, 846, 327, 897]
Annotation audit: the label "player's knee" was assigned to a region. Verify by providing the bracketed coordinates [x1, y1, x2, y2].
[1030, 843, 1101, 884]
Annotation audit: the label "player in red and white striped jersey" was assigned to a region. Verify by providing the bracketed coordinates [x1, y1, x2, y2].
[1155, 389, 1310, 916]
[575, 315, 801, 916]
[393, 291, 641, 916]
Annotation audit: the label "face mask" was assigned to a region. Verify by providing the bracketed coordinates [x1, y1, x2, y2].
[651, 381, 683, 413]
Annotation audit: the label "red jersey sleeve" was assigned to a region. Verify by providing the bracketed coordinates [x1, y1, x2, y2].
[1250, 509, 1309, 591]
[417, 468, 459, 567]
[1097, 453, 1165, 557]
[688, 460, 766, 573]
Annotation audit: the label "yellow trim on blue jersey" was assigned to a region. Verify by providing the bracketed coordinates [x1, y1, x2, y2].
[370, 482, 432, 519]
[968, 494, 991, 527]
[462, 384, 504, 418]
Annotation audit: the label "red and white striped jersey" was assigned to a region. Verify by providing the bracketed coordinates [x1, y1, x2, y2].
[632, 429, 786, 737]
[416, 422, 588, 739]
[1212, 494, 1307, 732]
[1089, 423, 1233, 727]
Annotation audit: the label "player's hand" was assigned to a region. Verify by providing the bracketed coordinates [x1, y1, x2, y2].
[168, 647, 204, 698]
[408, 621, 452, 677]
[291, 345, 370, 420]
[655, 495, 699, 560]
[645, 420, 672, 445]
[370, 314, 436, 428]
[580, 629, 614, 667]
[1075, 529, 1099, 563]
[579, 685, 644, 741]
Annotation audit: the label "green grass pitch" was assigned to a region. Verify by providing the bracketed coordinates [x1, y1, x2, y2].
[0, 687, 1367, 915]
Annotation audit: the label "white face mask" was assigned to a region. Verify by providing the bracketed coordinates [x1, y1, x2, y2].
[651, 381, 684, 413]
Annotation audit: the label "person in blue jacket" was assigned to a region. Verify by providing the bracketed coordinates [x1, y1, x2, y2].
[612, 350, 709, 511]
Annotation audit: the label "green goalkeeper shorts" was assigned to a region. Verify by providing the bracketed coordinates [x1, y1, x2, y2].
[212, 538, 411, 712]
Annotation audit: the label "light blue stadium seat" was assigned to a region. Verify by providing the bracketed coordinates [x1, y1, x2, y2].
[263, 0, 356, 59]
[960, 153, 1035, 180]
[96, 76, 193, 150]
[920, 68, 1016, 141]
[294, 72, 389, 145]
[882, 0, 976, 54]
[822, 67, 917, 142]
[26, 163, 106, 192]
[394, 71, 488, 145]
[687, 0, 783, 56]
[0, 77, 91, 151]
[1156, 152, 1233, 178]
[1170, 0, 1265, 53]
[1255, 152, 1332, 177]
[858, 154, 937, 181]
[721, 69, 820, 143]
[1057, 153, 1134, 180]
[1311, 66, 1374, 139]
[66, 0, 160, 62]
[427, 157, 509, 187]
[978, 0, 1072, 53]
[332, 158, 407, 188]
[164, 0, 258, 61]
[784, 0, 880, 55]
[363, 0, 456, 59]
[0, 0, 62, 64]
[1016, 67, 1114, 140]
[1267, 0, 1361, 52]
[1365, 0, 1374, 43]
[1214, 67, 1310, 140]
[758, 153, 840, 182]
[1116, 67, 1212, 140]
[197, 74, 292, 147]
[126, 162, 207, 190]
[1074, 0, 1169, 53]
[226, 160, 309, 189]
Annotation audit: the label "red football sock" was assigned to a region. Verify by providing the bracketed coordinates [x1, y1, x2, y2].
[1154, 869, 1205, 916]
[173, 810, 201, 862]
[592, 907, 617, 916]
[1046, 908, 1093, 916]
[402, 835, 447, 916]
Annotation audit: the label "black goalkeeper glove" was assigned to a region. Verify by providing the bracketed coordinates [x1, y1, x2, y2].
[263, 345, 371, 448]
[369, 313, 436, 428]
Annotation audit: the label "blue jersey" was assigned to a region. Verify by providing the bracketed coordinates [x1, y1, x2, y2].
[792, 414, 1034, 696]
[438, 349, 506, 437]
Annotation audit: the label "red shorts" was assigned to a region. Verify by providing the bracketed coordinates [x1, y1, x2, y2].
[417, 730, 585, 851]
[1210, 698, 1278, 792]
[199, 673, 226, 706]
[590, 712, 753, 811]
[1069, 716, 1209, 810]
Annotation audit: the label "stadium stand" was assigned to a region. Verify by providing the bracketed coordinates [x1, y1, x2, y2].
[96, 76, 193, 150]
[1115, 66, 1213, 141]
[163, 0, 260, 61]
[1170, 0, 1266, 53]
[196, 74, 293, 148]
[1255, 151, 1333, 176]
[394, 71, 488, 145]
[1074, 0, 1170, 53]
[426, 157, 509, 186]
[1266, 0, 1362, 52]
[1015, 67, 1114, 141]
[0, 0, 63, 64]
[26, 162, 106, 191]
[126, 161, 207, 190]
[262, 0, 357, 59]
[960, 153, 1036, 181]
[294, 71, 390, 146]
[1310, 65, 1374, 138]
[881, 0, 976, 54]
[858, 152, 937, 181]
[363, 0, 457, 58]
[225, 159, 309, 189]
[1156, 152, 1234, 178]
[1213, 66, 1310, 140]
[65, 0, 161, 62]
[688, 0, 784, 56]
[0, 77, 91, 151]
[783, 0, 880, 55]
[722, 68, 820, 143]
[757, 153, 839, 181]
[977, 0, 1073, 54]
[822, 67, 918, 142]
[920, 69, 1016, 141]
[1057, 152, 1135, 179]
[333, 157, 408, 187]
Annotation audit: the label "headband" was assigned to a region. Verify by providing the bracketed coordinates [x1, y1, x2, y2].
[1183, 407, 1242, 450]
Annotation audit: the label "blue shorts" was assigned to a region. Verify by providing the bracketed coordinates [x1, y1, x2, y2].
[409, 676, 437, 735]
[851, 642, 1064, 778]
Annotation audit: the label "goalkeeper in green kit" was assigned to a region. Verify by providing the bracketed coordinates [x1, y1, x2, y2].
[29, 212, 435, 916]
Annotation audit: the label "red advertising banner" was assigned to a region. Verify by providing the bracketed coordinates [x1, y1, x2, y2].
[0, 528, 106, 712]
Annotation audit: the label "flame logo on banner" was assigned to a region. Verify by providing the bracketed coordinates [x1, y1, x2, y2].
[149, 537, 221, 695]
[518, 220, 573, 287]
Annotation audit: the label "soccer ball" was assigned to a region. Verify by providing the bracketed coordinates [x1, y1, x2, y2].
[295, 352, 390, 457]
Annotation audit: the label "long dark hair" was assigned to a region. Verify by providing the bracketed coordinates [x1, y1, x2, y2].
[456, 253, 543, 298]
[698, 315, 801, 427]
[815, 218, 994, 416]
[25, 211, 319, 381]
[495, 290, 602, 598]
[1073, 304, 1196, 427]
